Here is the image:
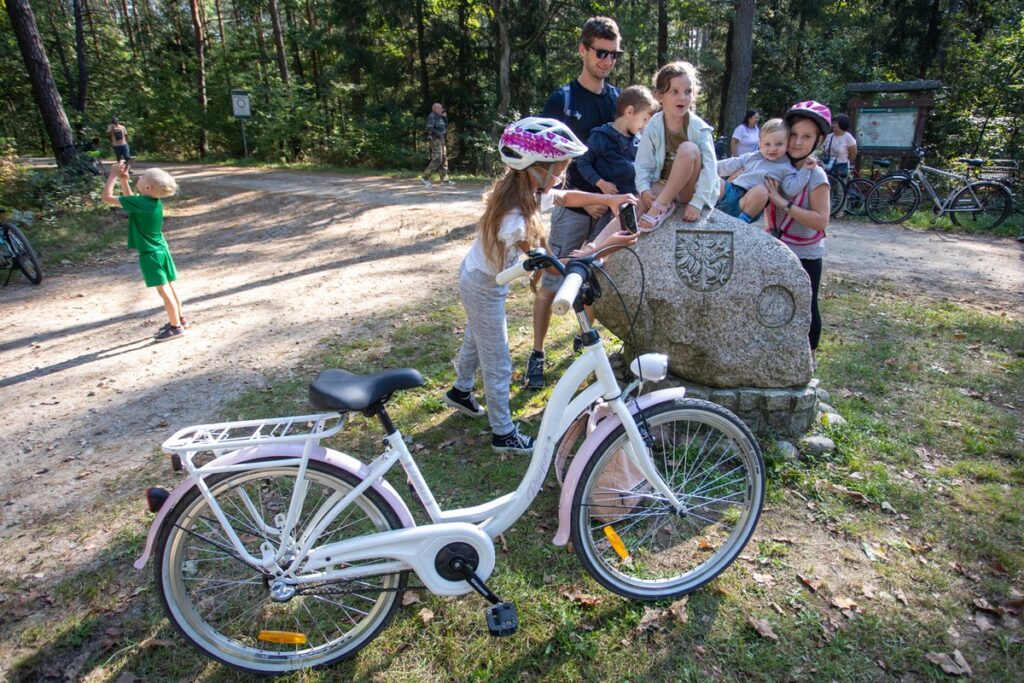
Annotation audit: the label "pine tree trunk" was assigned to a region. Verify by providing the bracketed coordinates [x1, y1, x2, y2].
[490, 0, 509, 118]
[721, 0, 754, 137]
[415, 0, 429, 107]
[6, 0, 76, 167]
[72, 0, 88, 113]
[188, 0, 209, 156]
[268, 0, 289, 84]
[657, 0, 667, 67]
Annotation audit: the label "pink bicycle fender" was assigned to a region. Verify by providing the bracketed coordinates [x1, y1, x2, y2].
[133, 443, 416, 570]
[552, 387, 688, 546]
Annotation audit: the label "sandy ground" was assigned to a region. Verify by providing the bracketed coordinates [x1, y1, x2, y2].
[0, 164, 1021, 668]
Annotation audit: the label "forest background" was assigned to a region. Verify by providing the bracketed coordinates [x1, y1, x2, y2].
[2, 0, 1023, 174]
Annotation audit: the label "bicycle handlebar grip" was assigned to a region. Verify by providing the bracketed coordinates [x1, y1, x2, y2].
[552, 272, 584, 316]
[495, 259, 529, 286]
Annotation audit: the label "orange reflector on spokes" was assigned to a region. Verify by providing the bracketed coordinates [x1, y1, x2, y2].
[603, 526, 630, 562]
[258, 630, 307, 645]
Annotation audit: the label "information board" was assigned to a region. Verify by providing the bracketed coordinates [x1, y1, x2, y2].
[855, 107, 917, 150]
[231, 90, 251, 119]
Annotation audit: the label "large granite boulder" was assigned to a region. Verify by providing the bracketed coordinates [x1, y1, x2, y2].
[593, 209, 813, 388]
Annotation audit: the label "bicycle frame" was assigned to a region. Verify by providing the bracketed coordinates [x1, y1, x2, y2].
[136, 310, 683, 597]
[903, 161, 996, 220]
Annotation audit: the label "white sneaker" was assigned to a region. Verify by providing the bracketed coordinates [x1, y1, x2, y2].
[441, 180, 456, 186]
[420, 176, 432, 187]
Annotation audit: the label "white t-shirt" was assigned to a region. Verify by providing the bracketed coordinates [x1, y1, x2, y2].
[822, 132, 856, 163]
[463, 192, 556, 276]
[731, 124, 760, 155]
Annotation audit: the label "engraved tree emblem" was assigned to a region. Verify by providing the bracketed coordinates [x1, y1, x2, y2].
[675, 231, 733, 292]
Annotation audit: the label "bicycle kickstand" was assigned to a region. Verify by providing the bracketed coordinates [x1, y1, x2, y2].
[436, 543, 519, 636]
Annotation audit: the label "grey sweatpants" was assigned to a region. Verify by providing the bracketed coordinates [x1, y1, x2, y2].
[454, 264, 514, 435]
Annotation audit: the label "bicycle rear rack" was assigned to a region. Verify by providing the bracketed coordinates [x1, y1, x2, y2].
[162, 412, 344, 458]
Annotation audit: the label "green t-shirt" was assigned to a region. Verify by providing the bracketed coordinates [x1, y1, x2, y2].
[119, 195, 167, 252]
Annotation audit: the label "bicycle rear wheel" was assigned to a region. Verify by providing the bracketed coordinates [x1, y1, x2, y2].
[949, 181, 1012, 230]
[845, 178, 875, 216]
[6, 225, 42, 284]
[570, 398, 764, 601]
[156, 460, 407, 674]
[828, 173, 846, 217]
[866, 175, 921, 224]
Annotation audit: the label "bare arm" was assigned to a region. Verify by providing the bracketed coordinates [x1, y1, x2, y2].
[730, 137, 739, 156]
[764, 177, 830, 232]
[100, 162, 132, 206]
[551, 189, 636, 212]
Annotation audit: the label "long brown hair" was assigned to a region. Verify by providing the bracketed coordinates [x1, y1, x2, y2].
[478, 165, 549, 273]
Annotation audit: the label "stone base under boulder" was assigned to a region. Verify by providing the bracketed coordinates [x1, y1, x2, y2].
[610, 354, 819, 439]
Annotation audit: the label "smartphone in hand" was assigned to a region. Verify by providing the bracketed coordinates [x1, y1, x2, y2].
[619, 203, 638, 234]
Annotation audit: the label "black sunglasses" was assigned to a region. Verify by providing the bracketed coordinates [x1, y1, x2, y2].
[586, 45, 624, 61]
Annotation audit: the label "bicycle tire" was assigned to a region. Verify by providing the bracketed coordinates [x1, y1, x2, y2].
[7, 225, 42, 284]
[156, 460, 407, 675]
[828, 173, 846, 217]
[569, 398, 764, 601]
[949, 181, 1012, 231]
[844, 178, 875, 216]
[866, 175, 921, 224]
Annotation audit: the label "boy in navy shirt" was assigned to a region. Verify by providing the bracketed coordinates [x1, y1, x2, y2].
[576, 86, 658, 196]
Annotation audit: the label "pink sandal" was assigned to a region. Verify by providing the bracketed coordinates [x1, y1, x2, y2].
[638, 200, 675, 233]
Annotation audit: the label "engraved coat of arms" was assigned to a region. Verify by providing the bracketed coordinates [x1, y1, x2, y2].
[675, 231, 733, 292]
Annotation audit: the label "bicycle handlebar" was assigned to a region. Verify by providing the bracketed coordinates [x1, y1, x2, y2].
[552, 271, 584, 316]
[495, 259, 530, 286]
[494, 250, 599, 316]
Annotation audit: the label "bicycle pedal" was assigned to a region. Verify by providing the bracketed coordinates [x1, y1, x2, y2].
[486, 601, 518, 637]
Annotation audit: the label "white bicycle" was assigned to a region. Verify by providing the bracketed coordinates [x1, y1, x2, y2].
[134, 251, 765, 675]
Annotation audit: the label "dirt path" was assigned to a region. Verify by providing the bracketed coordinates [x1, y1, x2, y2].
[0, 163, 1021, 632]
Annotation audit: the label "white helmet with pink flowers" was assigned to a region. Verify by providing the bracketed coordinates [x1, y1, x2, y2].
[785, 101, 832, 137]
[498, 117, 588, 170]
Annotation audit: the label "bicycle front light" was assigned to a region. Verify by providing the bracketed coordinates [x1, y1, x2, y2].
[629, 353, 669, 382]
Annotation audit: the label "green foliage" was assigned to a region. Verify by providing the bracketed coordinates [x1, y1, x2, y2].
[4, 0, 1024, 172]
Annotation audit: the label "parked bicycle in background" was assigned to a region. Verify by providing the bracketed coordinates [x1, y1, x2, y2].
[865, 147, 1013, 229]
[0, 206, 42, 286]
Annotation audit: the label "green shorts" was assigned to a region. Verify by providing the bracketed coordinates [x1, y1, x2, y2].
[138, 249, 178, 287]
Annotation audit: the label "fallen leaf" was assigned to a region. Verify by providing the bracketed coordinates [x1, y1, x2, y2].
[636, 606, 664, 633]
[925, 650, 972, 676]
[751, 571, 775, 585]
[973, 598, 1004, 616]
[747, 615, 778, 641]
[949, 562, 981, 582]
[418, 607, 435, 624]
[697, 537, 714, 551]
[669, 597, 689, 623]
[973, 611, 998, 632]
[1003, 598, 1024, 616]
[862, 584, 877, 599]
[401, 591, 421, 606]
[560, 588, 602, 606]
[831, 596, 859, 611]
[797, 573, 822, 592]
[894, 588, 908, 605]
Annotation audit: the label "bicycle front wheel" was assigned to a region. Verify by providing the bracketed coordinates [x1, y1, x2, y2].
[828, 173, 846, 217]
[866, 175, 921, 224]
[570, 398, 764, 601]
[156, 460, 407, 675]
[949, 181, 1012, 230]
[845, 178, 875, 216]
[7, 225, 42, 284]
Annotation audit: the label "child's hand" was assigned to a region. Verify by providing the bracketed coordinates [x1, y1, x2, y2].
[107, 162, 122, 180]
[763, 177, 785, 207]
[803, 156, 818, 171]
[605, 230, 639, 248]
[596, 179, 620, 195]
[609, 193, 638, 213]
[681, 204, 701, 222]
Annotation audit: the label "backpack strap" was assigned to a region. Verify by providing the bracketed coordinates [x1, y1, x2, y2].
[562, 83, 576, 120]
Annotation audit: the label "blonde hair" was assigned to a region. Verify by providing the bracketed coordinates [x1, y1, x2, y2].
[760, 118, 787, 137]
[478, 166, 548, 273]
[652, 61, 700, 101]
[138, 168, 178, 199]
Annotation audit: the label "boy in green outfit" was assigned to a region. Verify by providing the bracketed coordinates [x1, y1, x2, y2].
[101, 162, 186, 342]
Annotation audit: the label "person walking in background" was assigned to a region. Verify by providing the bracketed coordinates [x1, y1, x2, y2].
[106, 117, 131, 162]
[821, 113, 857, 178]
[421, 102, 454, 186]
[730, 109, 760, 156]
[527, 15, 622, 390]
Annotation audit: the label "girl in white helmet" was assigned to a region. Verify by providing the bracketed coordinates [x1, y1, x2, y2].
[441, 117, 637, 454]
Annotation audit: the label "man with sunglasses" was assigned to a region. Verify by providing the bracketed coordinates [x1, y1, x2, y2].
[527, 16, 622, 389]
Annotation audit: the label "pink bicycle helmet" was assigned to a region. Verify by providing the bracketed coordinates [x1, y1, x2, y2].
[499, 117, 588, 170]
[785, 100, 832, 136]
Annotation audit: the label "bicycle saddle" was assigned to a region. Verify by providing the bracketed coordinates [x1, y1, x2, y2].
[960, 158, 985, 167]
[874, 159, 892, 167]
[309, 368, 425, 412]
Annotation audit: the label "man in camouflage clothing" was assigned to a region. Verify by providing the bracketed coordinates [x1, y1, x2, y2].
[421, 102, 454, 186]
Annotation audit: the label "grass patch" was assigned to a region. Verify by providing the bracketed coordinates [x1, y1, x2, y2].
[6, 267, 1023, 679]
